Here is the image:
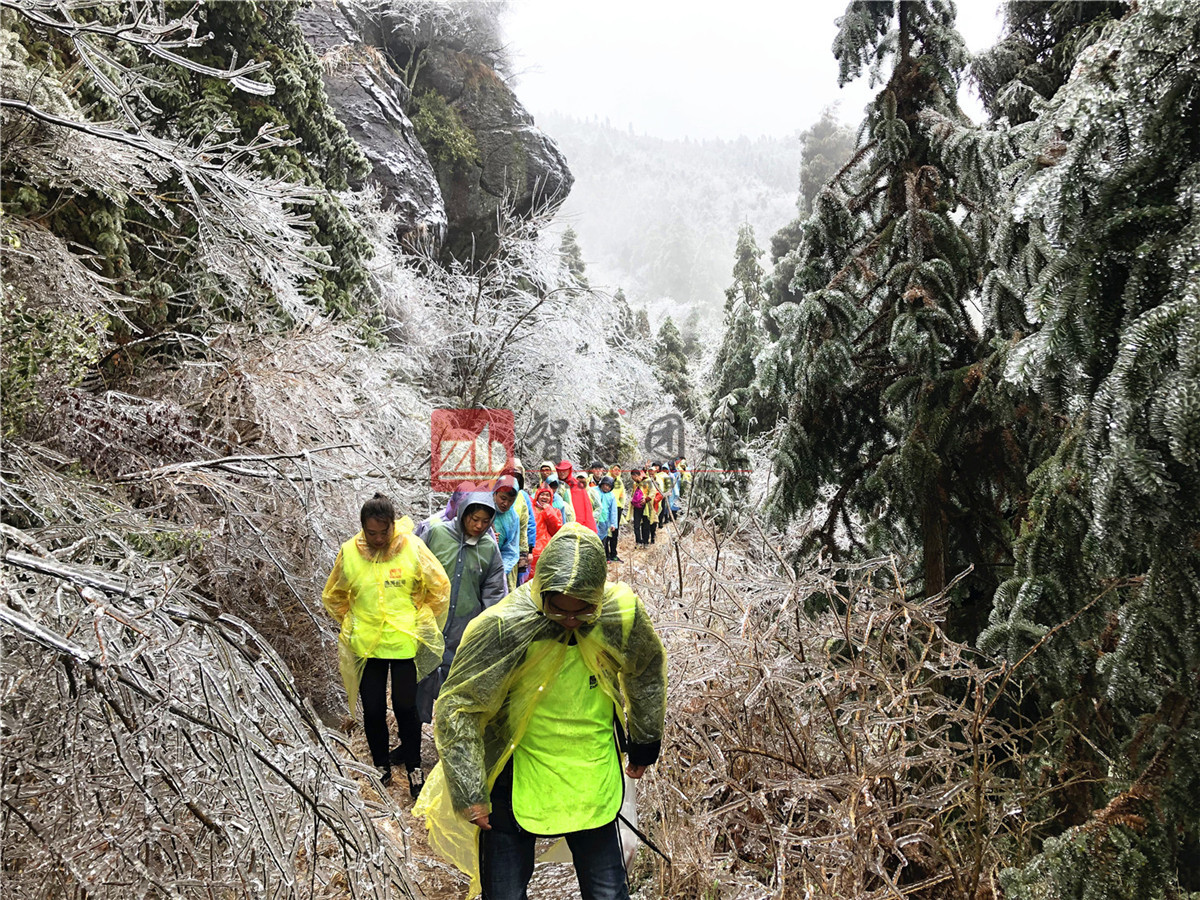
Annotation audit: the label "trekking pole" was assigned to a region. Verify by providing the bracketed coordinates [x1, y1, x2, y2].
[617, 812, 672, 866]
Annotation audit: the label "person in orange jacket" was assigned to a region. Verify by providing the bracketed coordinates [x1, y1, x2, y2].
[529, 485, 563, 577]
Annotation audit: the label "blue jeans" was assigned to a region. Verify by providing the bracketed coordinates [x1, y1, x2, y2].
[479, 818, 630, 900]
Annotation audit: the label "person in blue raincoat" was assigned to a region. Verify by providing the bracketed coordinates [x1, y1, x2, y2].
[490, 474, 522, 591]
[595, 476, 619, 561]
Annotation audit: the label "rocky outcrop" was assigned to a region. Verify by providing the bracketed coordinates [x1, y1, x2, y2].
[297, 2, 573, 261]
[295, 2, 446, 245]
[414, 46, 575, 260]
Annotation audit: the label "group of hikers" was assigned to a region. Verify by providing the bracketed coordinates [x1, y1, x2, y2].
[320, 457, 684, 899]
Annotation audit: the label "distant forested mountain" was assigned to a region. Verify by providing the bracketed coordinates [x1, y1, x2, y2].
[538, 112, 807, 315]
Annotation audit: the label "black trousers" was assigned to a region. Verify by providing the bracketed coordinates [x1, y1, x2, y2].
[632, 508, 649, 544]
[604, 527, 619, 560]
[360, 657, 421, 770]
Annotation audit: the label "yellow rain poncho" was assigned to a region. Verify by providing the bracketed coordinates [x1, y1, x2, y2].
[321, 517, 450, 716]
[609, 465, 630, 521]
[414, 524, 667, 896]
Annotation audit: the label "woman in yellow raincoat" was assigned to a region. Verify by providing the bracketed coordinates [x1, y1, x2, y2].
[608, 464, 630, 522]
[414, 524, 666, 899]
[322, 493, 450, 797]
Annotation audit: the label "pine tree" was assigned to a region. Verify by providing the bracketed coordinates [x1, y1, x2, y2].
[972, 1, 1128, 125]
[973, 2, 1200, 894]
[559, 226, 589, 289]
[635, 308, 652, 341]
[797, 106, 856, 216]
[654, 316, 698, 418]
[757, 1, 1028, 616]
[709, 224, 767, 436]
[690, 393, 751, 525]
[680, 307, 702, 360]
[770, 110, 856, 263]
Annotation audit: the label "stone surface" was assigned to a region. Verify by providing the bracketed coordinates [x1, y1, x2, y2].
[295, 2, 446, 245]
[415, 46, 575, 261]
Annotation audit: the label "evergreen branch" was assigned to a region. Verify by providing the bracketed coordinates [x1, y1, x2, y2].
[983, 577, 1140, 722]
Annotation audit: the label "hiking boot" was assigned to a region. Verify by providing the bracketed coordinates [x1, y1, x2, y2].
[377, 766, 393, 788]
[612, 555, 623, 562]
[407, 766, 425, 800]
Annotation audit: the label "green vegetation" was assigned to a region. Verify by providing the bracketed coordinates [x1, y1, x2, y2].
[0, 288, 104, 438]
[411, 88, 481, 171]
[706, 1, 1200, 895]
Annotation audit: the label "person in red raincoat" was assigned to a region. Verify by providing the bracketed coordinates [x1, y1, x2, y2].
[529, 486, 563, 578]
[554, 460, 597, 533]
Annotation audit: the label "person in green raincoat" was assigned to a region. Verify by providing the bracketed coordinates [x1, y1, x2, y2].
[414, 486, 508, 727]
[321, 493, 450, 796]
[414, 523, 666, 900]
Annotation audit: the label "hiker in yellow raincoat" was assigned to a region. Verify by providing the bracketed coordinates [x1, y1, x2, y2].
[608, 464, 630, 523]
[322, 493, 450, 797]
[414, 524, 666, 899]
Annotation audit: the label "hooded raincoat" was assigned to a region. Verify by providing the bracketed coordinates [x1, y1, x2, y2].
[595, 485, 618, 537]
[608, 466, 629, 522]
[552, 466, 577, 523]
[555, 463, 596, 532]
[321, 517, 451, 716]
[415, 491, 509, 721]
[530, 487, 562, 575]
[413, 525, 666, 895]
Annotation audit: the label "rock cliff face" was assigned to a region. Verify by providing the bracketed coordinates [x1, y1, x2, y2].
[297, 2, 572, 260]
[295, 3, 446, 245]
[416, 45, 574, 260]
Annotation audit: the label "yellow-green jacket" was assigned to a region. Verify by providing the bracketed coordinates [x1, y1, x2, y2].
[414, 525, 666, 895]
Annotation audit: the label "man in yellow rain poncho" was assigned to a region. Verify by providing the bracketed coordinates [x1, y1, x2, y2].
[322, 493, 450, 798]
[414, 523, 666, 899]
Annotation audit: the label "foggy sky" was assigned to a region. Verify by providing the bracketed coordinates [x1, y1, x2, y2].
[503, 1, 1005, 141]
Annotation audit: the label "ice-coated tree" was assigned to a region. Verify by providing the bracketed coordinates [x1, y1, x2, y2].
[797, 106, 856, 216]
[654, 316, 697, 418]
[690, 392, 751, 524]
[975, 2, 1200, 895]
[769, 108, 857, 264]
[971, 1, 1128, 125]
[709, 224, 767, 437]
[0, 0, 372, 321]
[559, 226, 589, 289]
[757, 0, 1027, 616]
[635, 307, 652, 341]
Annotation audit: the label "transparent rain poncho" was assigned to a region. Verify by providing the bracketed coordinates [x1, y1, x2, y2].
[322, 516, 451, 716]
[413, 523, 667, 895]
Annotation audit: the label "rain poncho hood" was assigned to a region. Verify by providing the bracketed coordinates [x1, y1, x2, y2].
[321, 517, 451, 716]
[414, 524, 667, 895]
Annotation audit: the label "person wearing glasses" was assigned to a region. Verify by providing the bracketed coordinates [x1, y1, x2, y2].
[414, 523, 667, 900]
